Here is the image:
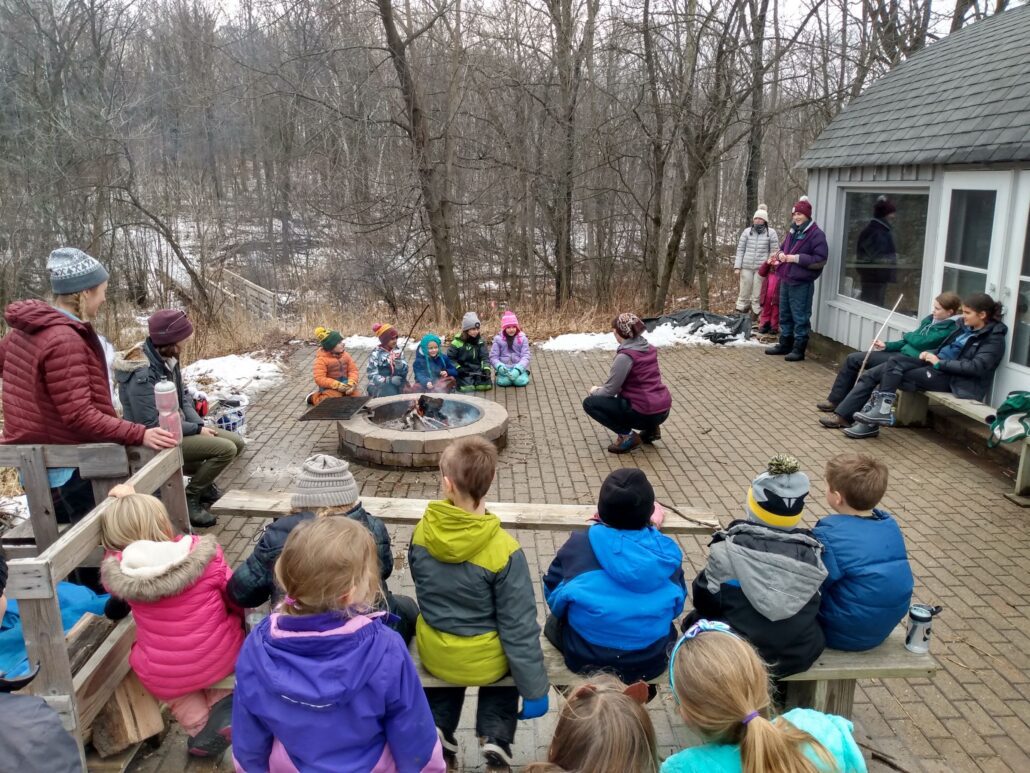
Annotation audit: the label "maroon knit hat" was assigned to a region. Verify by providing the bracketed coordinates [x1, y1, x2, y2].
[873, 196, 897, 218]
[791, 196, 813, 219]
[612, 312, 646, 339]
[148, 309, 194, 346]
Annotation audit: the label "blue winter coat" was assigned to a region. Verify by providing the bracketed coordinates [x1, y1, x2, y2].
[413, 338, 457, 388]
[232, 611, 444, 772]
[812, 509, 913, 651]
[543, 523, 686, 682]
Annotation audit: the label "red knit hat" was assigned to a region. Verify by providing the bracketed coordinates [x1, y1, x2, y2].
[372, 322, 398, 345]
[148, 309, 194, 346]
[873, 196, 896, 218]
[791, 196, 813, 219]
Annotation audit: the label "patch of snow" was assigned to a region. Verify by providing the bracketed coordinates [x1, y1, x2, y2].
[183, 353, 284, 399]
[0, 495, 29, 525]
[539, 322, 761, 351]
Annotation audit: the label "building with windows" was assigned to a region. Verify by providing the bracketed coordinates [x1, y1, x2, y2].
[800, 4, 1030, 403]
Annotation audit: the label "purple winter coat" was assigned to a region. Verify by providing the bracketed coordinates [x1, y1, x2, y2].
[232, 611, 444, 773]
[776, 222, 829, 286]
[489, 332, 531, 370]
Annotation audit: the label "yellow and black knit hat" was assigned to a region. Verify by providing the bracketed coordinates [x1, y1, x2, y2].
[746, 454, 809, 529]
[315, 326, 343, 351]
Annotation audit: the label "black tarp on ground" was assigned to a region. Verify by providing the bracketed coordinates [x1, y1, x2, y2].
[641, 309, 751, 343]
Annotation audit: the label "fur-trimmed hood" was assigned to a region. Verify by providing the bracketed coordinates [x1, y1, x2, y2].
[102, 534, 217, 603]
[112, 340, 150, 375]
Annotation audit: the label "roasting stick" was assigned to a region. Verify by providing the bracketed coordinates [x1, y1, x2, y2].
[855, 294, 904, 381]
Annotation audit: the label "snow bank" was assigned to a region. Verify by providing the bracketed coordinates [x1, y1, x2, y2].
[539, 322, 761, 351]
[183, 353, 284, 398]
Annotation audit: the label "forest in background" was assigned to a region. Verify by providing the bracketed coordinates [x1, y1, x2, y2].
[0, 0, 1017, 325]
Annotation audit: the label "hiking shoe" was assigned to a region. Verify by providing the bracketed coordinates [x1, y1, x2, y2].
[816, 400, 836, 412]
[608, 432, 642, 454]
[458, 385, 476, 393]
[641, 426, 662, 444]
[304, 390, 317, 406]
[474, 383, 493, 391]
[438, 728, 459, 771]
[758, 322, 772, 334]
[481, 738, 514, 772]
[819, 414, 851, 429]
[199, 483, 223, 507]
[854, 391, 897, 426]
[186, 493, 217, 528]
[843, 421, 880, 439]
[187, 694, 233, 757]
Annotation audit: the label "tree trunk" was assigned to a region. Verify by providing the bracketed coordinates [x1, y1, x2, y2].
[743, 0, 769, 220]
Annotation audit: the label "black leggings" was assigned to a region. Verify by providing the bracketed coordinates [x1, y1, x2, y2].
[582, 394, 669, 436]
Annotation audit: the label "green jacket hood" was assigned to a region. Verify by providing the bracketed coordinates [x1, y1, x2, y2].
[419, 500, 501, 563]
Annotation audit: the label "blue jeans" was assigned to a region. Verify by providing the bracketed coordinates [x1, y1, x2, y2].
[779, 282, 815, 342]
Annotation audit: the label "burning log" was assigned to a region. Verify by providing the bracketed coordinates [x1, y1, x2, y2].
[401, 395, 449, 430]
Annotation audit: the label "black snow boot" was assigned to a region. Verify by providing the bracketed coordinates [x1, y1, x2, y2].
[784, 338, 808, 362]
[187, 492, 217, 528]
[765, 335, 794, 356]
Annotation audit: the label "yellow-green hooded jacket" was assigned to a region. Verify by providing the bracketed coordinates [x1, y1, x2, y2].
[409, 500, 548, 700]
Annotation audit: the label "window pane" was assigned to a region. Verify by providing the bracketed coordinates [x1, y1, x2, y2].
[1013, 280, 1030, 368]
[944, 189, 995, 270]
[1022, 204, 1030, 277]
[942, 266, 986, 297]
[837, 192, 927, 316]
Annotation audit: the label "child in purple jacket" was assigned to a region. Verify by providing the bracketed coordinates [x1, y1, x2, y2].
[232, 517, 444, 773]
[490, 310, 531, 387]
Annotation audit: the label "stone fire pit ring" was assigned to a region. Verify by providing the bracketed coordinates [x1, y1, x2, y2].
[337, 393, 508, 469]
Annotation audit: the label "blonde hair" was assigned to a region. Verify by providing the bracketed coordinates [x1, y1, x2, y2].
[101, 494, 175, 551]
[54, 291, 89, 322]
[524, 675, 659, 773]
[274, 517, 381, 616]
[439, 436, 496, 506]
[671, 633, 837, 773]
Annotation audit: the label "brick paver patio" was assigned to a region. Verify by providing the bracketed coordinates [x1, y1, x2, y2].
[132, 342, 1030, 772]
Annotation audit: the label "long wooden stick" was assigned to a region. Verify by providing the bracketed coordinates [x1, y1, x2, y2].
[856, 294, 904, 381]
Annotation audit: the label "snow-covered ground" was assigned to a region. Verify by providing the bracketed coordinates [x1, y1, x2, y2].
[0, 494, 29, 526]
[539, 322, 761, 351]
[183, 352, 285, 398]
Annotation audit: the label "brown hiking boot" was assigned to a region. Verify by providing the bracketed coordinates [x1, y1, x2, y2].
[816, 400, 837, 412]
[819, 414, 852, 429]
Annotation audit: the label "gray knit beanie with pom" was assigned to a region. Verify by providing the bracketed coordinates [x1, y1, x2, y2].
[291, 454, 360, 509]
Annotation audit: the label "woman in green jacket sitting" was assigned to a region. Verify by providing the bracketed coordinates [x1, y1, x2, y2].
[817, 291, 961, 429]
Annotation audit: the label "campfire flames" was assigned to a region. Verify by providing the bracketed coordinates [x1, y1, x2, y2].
[401, 395, 449, 430]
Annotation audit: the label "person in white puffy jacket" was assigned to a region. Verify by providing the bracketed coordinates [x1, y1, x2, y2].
[734, 204, 779, 319]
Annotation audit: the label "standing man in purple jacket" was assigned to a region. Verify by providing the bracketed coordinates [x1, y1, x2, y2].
[765, 196, 829, 362]
[583, 312, 672, 454]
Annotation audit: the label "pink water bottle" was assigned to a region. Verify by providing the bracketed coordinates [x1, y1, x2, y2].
[154, 380, 182, 443]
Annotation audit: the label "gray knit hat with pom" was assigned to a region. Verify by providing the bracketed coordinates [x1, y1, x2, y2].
[746, 454, 809, 529]
[291, 454, 360, 509]
[47, 247, 109, 295]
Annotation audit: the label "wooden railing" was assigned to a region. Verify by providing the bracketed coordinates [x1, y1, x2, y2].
[215, 269, 277, 320]
[2, 446, 187, 767]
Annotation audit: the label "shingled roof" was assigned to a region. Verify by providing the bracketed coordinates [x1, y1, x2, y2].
[800, 4, 1030, 169]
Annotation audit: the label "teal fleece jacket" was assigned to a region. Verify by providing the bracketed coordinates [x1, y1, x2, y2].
[661, 708, 867, 773]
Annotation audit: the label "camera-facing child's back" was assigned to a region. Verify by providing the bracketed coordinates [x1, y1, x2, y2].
[814, 454, 913, 651]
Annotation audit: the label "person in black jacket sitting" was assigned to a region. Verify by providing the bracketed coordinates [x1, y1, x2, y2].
[226, 454, 418, 643]
[848, 293, 1009, 437]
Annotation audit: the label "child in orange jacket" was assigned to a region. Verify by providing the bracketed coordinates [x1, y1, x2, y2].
[308, 327, 360, 406]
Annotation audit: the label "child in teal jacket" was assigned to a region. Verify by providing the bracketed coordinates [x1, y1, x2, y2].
[662, 619, 867, 773]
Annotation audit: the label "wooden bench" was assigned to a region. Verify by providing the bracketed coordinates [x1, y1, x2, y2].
[210, 491, 720, 535]
[4, 447, 189, 768]
[895, 390, 1029, 505]
[216, 626, 934, 720]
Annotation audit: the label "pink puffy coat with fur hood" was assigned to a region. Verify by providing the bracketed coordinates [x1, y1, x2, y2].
[101, 534, 244, 701]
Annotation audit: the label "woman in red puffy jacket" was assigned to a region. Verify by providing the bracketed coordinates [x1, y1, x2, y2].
[0, 248, 176, 522]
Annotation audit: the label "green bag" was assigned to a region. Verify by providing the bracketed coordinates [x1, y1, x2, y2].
[987, 391, 1030, 448]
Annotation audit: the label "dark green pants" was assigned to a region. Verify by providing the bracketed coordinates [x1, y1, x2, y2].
[181, 428, 244, 495]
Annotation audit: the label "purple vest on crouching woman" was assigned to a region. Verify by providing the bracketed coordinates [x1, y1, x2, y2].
[619, 347, 672, 415]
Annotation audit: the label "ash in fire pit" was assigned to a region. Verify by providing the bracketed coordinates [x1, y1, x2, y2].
[371, 395, 483, 432]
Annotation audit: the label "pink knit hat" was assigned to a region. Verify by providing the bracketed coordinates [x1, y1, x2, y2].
[501, 310, 520, 331]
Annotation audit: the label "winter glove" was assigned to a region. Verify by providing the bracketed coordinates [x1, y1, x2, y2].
[518, 694, 549, 720]
[390, 375, 405, 387]
[495, 364, 509, 377]
[510, 366, 523, 378]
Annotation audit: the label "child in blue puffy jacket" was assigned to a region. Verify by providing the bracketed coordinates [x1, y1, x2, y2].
[813, 454, 913, 651]
[413, 333, 457, 393]
[543, 468, 685, 689]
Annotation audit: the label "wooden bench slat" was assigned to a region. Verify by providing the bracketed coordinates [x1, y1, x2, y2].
[210, 491, 719, 535]
[780, 628, 938, 681]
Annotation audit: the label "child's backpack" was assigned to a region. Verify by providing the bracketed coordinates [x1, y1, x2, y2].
[987, 391, 1030, 447]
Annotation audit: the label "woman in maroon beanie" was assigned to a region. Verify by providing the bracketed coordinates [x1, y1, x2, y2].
[582, 312, 672, 454]
[113, 309, 244, 526]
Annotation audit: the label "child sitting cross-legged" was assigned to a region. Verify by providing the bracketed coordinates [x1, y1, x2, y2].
[227, 454, 419, 643]
[662, 619, 867, 773]
[414, 332, 458, 393]
[307, 326, 359, 406]
[543, 468, 685, 693]
[232, 517, 445, 772]
[100, 485, 244, 759]
[813, 454, 913, 651]
[524, 676, 660, 773]
[409, 436, 549, 772]
[684, 455, 827, 681]
[490, 311, 531, 387]
[367, 322, 410, 397]
[448, 312, 493, 392]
